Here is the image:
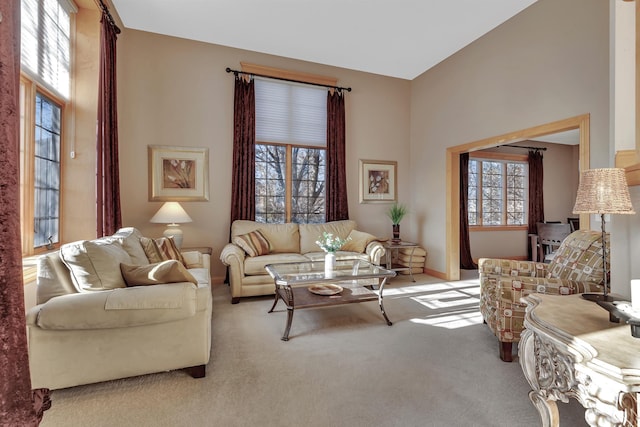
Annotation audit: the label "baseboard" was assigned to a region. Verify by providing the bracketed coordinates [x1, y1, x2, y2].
[211, 275, 226, 285]
[423, 268, 447, 280]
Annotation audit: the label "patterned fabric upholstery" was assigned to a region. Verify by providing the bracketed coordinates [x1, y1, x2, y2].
[479, 230, 606, 347]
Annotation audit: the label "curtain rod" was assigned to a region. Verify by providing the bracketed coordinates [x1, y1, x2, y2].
[225, 67, 352, 92]
[503, 144, 547, 151]
[95, 0, 121, 34]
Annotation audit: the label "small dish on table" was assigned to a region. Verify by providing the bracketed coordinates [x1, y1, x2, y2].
[307, 284, 343, 296]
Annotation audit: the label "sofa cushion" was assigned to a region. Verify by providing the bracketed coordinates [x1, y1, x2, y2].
[303, 251, 369, 263]
[233, 230, 272, 257]
[120, 260, 197, 287]
[34, 284, 197, 330]
[60, 240, 132, 291]
[341, 229, 378, 253]
[299, 220, 356, 254]
[110, 227, 149, 265]
[547, 231, 604, 284]
[244, 253, 309, 276]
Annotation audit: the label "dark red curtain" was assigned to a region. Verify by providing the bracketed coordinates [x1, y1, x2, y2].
[230, 76, 256, 222]
[326, 90, 348, 221]
[459, 153, 477, 269]
[0, 2, 50, 423]
[527, 150, 544, 259]
[96, 10, 121, 237]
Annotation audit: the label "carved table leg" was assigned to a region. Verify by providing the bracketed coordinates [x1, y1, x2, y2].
[378, 277, 393, 326]
[529, 390, 560, 427]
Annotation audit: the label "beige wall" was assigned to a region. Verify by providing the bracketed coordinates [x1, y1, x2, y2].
[410, 0, 610, 274]
[469, 142, 579, 260]
[116, 31, 411, 280]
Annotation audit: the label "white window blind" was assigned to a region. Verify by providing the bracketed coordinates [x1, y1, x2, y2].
[21, 0, 77, 99]
[255, 78, 327, 147]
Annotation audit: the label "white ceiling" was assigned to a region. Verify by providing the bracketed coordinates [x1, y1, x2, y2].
[109, 0, 538, 80]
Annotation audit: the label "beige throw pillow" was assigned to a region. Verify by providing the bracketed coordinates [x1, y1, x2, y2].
[139, 236, 186, 266]
[60, 240, 132, 291]
[120, 260, 197, 287]
[341, 230, 378, 253]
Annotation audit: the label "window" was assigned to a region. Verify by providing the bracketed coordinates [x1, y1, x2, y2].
[468, 155, 528, 227]
[19, 0, 75, 255]
[254, 78, 327, 223]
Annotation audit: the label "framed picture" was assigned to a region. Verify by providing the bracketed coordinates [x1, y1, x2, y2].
[148, 145, 209, 201]
[359, 159, 397, 203]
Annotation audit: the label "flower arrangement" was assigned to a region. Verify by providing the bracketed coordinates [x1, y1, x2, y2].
[315, 232, 350, 253]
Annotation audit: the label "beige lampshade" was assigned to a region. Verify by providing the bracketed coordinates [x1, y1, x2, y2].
[150, 202, 193, 224]
[572, 168, 635, 215]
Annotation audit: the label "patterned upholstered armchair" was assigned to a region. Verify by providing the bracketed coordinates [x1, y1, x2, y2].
[479, 230, 606, 362]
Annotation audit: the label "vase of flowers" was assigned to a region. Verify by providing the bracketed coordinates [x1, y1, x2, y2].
[387, 202, 408, 243]
[315, 232, 350, 277]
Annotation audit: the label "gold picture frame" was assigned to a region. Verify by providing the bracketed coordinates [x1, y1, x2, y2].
[148, 145, 209, 201]
[359, 159, 397, 203]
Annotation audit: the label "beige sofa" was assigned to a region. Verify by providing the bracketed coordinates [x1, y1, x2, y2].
[26, 227, 213, 390]
[220, 220, 385, 303]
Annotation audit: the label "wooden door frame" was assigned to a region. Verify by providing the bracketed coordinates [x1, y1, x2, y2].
[445, 114, 591, 280]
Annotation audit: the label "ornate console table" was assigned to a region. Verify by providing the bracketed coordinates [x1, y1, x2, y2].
[520, 294, 640, 427]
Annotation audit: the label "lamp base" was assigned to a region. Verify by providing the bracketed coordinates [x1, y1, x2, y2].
[163, 225, 183, 249]
[581, 293, 616, 303]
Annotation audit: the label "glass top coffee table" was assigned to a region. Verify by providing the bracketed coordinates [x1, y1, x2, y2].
[265, 259, 396, 341]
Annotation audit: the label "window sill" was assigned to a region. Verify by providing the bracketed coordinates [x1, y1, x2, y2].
[470, 225, 528, 232]
[22, 250, 56, 285]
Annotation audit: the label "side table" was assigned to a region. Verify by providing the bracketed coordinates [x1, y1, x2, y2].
[519, 293, 640, 426]
[182, 246, 213, 255]
[382, 241, 419, 282]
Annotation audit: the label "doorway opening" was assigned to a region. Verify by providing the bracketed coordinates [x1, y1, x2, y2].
[445, 114, 591, 280]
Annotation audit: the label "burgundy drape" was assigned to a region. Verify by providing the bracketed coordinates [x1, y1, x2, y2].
[527, 150, 544, 259]
[459, 153, 477, 269]
[326, 90, 348, 221]
[230, 76, 256, 222]
[96, 10, 121, 237]
[0, 2, 50, 424]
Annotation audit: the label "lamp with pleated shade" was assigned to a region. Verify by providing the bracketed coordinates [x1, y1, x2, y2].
[573, 168, 635, 301]
[150, 202, 192, 248]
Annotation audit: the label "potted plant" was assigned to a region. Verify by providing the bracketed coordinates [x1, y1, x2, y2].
[387, 202, 408, 242]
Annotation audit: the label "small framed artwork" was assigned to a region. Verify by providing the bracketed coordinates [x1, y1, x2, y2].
[148, 145, 209, 201]
[359, 159, 397, 203]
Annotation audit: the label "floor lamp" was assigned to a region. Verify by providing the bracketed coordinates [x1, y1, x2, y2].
[572, 168, 635, 302]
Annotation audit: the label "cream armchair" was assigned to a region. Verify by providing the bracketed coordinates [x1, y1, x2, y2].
[479, 230, 606, 362]
[27, 227, 213, 390]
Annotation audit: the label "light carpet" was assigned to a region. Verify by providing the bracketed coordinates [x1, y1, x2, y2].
[40, 273, 586, 427]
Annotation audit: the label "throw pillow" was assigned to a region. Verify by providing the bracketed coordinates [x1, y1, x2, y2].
[154, 236, 187, 266]
[341, 229, 378, 253]
[233, 230, 272, 257]
[120, 260, 197, 287]
[139, 237, 165, 264]
[60, 239, 132, 291]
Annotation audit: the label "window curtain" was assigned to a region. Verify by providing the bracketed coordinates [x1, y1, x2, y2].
[459, 153, 477, 269]
[230, 76, 256, 222]
[325, 90, 348, 221]
[527, 150, 544, 259]
[96, 10, 121, 237]
[0, 2, 50, 423]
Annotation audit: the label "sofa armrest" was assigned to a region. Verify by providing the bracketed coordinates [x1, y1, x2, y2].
[28, 283, 199, 330]
[478, 258, 548, 278]
[181, 251, 211, 271]
[366, 241, 385, 265]
[220, 243, 246, 292]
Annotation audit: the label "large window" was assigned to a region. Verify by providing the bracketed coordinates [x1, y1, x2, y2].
[468, 155, 528, 227]
[20, 0, 75, 255]
[254, 78, 327, 223]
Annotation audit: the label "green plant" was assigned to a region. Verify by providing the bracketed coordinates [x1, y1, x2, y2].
[387, 202, 408, 225]
[315, 232, 351, 253]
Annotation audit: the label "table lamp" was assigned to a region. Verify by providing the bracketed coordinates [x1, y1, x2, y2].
[150, 202, 192, 248]
[572, 168, 635, 301]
